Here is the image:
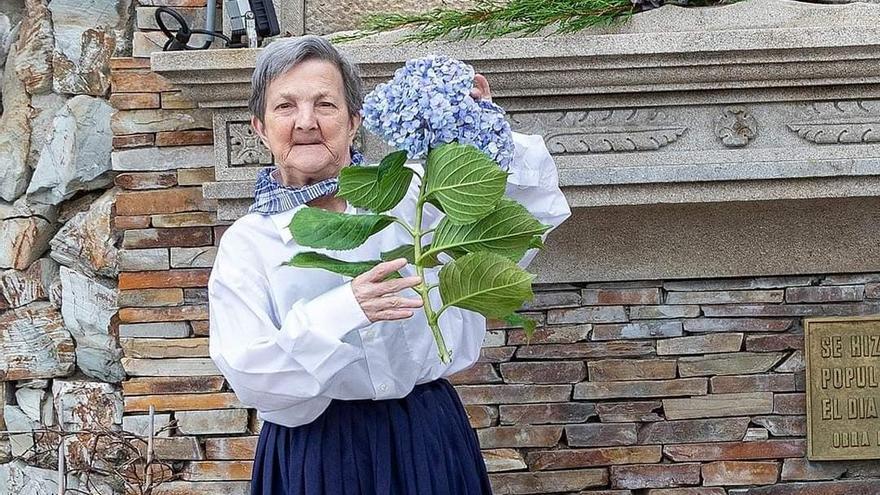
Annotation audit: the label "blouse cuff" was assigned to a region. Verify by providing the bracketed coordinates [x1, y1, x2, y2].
[302, 282, 372, 340]
[507, 132, 543, 188]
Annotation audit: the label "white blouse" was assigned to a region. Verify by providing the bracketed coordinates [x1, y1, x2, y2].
[208, 132, 571, 428]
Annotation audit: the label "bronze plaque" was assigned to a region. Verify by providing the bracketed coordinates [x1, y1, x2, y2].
[805, 316, 880, 460]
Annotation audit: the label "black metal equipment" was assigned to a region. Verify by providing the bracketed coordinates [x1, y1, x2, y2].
[156, 0, 280, 51]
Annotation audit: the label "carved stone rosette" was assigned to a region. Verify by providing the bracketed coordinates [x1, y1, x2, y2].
[227, 121, 272, 166]
[714, 106, 758, 148]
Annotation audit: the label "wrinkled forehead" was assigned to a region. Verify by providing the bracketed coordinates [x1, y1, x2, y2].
[267, 59, 347, 101]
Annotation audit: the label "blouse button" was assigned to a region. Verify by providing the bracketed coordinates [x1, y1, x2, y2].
[378, 383, 388, 392]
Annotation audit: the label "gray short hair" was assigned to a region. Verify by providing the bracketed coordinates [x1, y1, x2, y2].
[249, 35, 363, 123]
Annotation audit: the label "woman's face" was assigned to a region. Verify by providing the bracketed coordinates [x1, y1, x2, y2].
[252, 59, 362, 187]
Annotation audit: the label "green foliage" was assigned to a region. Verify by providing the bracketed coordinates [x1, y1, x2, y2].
[289, 143, 546, 363]
[502, 313, 539, 341]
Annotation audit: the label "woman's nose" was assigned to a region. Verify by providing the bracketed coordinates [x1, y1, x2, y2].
[294, 105, 318, 130]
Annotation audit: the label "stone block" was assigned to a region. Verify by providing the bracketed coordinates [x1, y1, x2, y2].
[121, 337, 209, 359]
[113, 133, 155, 148]
[499, 361, 586, 383]
[119, 269, 211, 289]
[710, 373, 797, 393]
[49, 188, 117, 277]
[574, 378, 707, 400]
[611, 463, 701, 490]
[184, 288, 208, 304]
[547, 306, 628, 324]
[657, 333, 744, 355]
[0, 302, 75, 380]
[118, 248, 170, 271]
[481, 330, 506, 347]
[630, 305, 700, 319]
[565, 423, 638, 447]
[176, 167, 215, 186]
[662, 439, 805, 462]
[124, 392, 243, 413]
[746, 334, 804, 352]
[639, 417, 750, 444]
[455, 384, 571, 404]
[588, 359, 677, 382]
[752, 415, 806, 436]
[702, 460, 780, 486]
[122, 357, 219, 376]
[122, 413, 172, 437]
[664, 277, 815, 292]
[773, 393, 805, 415]
[662, 392, 773, 420]
[596, 401, 663, 423]
[447, 363, 501, 385]
[785, 285, 863, 303]
[507, 324, 591, 345]
[646, 489, 725, 495]
[151, 481, 249, 495]
[775, 350, 805, 373]
[592, 320, 683, 340]
[737, 481, 880, 494]
[489, 469, 608, 494]
[702, 302, 880, 318]
[110, 69, 173, 93]
[122, 227, 213, 249]
[499, 403, 596, 425]
[780, 458, 847, 481]
[122, 375, 225, 396]
[109, 92, 160, 110]
[463, 405, 497, 428]
[119, 288, 184, 307]
[111, 145, 214, 171]
[176, 409, 249, 435]
[482, 449, 526, 472]
[476, 426, 562, 448]
[478, 346, 516, 363]
[521, 290, 581, 309]
[119, 305, 208, 322]
[161, 91, 198, 109]
[204, 437, 258, 460]
[115, 215, 152, 230]
[678, 352, 785, 377]
[581, 288, 660, 305]
[156, 129, 214, 147]
[516, 341, 655, 360]
[118, 321, 190, 338]
[115, 171, 178, 190]
[152, 211, 218, 228]
[117, 187, 212, 216]
[527, 446, 662, 470]
[665, 290, 783, 305]
[111, 109, 213, 134]
[867, 282, 880, 299]
[683, 318, 793, 332]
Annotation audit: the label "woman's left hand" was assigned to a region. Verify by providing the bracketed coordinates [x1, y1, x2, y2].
[471, 74, 492, 102]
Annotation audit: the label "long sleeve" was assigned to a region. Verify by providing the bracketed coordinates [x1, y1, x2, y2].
[208, 233, 371, 413]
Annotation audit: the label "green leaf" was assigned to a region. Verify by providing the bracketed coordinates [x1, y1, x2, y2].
[439, 252, 534, 318]
[377, 149, 408, 182]
[380, 244, 443, 268]
[425, 198, 550, 263]
[289, 207, 394, 250]
[424, 143, 508, 224]
[502, 313, 538, 343]
[337, 157, 414, 212]
[286, 252, 400, 279]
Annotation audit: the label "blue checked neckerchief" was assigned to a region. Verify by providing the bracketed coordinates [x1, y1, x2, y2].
[249, 148, 365, 215]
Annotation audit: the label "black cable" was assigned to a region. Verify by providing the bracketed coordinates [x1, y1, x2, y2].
[155, 6, 231, 51]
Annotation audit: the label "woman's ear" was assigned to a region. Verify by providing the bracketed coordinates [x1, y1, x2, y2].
[349, 113, 362, 141]
[251, 116, 270, 148]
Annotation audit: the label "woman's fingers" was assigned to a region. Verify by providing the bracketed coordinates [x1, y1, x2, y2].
[471, 74, 492, 102]
[363, 258, 408, 282]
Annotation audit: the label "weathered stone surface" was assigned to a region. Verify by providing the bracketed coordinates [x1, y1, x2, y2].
[482, 449, 527, 472]
[867, 282, 880, 299]
[521, 290, 581, 310]
[476, 426, 562, 448]
[204, 436, 258, 460]
[0, 42, 32, 202]
[665, 290, 783, 304]
[28, 96, 114, 205]
[785, 285, 863, 303]
[448, 363, 502, 385]
[119, 304, 208, 322]
[141, 436, 204, 460]
[60, 267, 124, 382]
[109, 92, 160, 109]
[176, 409, 249, 435]
[663, 439, 806, 462]
[663, 392, 774, 420]
[122, 357, 219, 376]
[780, 458, 847, 481]
[702, 460, 780, 486]
[122, 412, 173, 437]
[122, 375, 225, 396]
[507, 324, 591, 345]
[547, 306, 628, 324]
[499, 361, 585, 383]
[630, 305, 700, 319]
[516, 341, 655, 360]
[678, 352, 785, 377]
[152, 211, 217, 227]
[118, 321, 189, 338]
[176, 167, 215, 186]
[27, 93, 68, 171]
[112, 133, 154, 148]
[657, 333, 744, 355]
[611, 463, 701, 489]
[592, 320, 683, 340]
[181, 460, 253, 481]
[13, 0, 54, 94]
[15, 387, 47, 422]
[646, 489, 725, 495]
[581, 288, 660, 305]
[752, 415, 806, 436]
[489, 468, 608, 494]
[588, 359, 677, 381]
[0, 460, 81, 495]
[0, 302, 75, 379]
[499, 402, 596, 425]
[49, 188, 118, 277]
[115, 171, 177, 190]
[487, 313, 544, 330]
[596, 401, 663, 423]
[160, 91, 198, 109]
[463, 405, 497, 428]
[733, 480, 880, 494]
[566, 423, 638, 447]
[122, 227, 213, 249]
[744, 427, 770, 442]
[110, 69, 173, 92]
[773, 393, 805, 415]
[574, 378, 707, 400]
[119, 269, 211, 289]
[117, 187, 212, 215]
[775, 350, 805, 373]
[702, 302, 880, 318]
[664, 276, 815, 292]
[746, 334, 804, 352]
[121, 337, 208, 359]
[111, 109, 213, 134]
[53, 380, 123, 430]
[481, 329, 505, 347]
[118, 248, 170, 271]
[119, 288, 184, 307]
[683, 318, 793, 333]
[4, 405, 36, 458]
[528, 446, 661, 471]
[710, 374, 796, 393]
[183, 287, 208, 304]
[456, 384, 571, 404]
[131, 30, 168, 58]
[0, 257, 56, 309]
[639, 417, 750, 444]
[125, 392, 241, 415]
[49, 0, 132, 95]
[115, 215, 151, 230]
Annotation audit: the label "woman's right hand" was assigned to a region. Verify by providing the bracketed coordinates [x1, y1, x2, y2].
[351, 258, 423, 322]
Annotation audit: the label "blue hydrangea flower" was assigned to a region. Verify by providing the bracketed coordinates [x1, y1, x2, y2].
[362, 55, 514, 170]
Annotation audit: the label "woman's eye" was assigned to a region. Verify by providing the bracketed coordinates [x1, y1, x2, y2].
[318, 102, 336, 108]
[276, 103, 292, 110]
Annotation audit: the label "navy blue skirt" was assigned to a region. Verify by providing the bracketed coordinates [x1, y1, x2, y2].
[250, 378, 493, 495]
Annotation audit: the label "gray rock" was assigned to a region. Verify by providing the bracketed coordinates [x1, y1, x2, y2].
[53, 380, 123, 431]
[0, 302, 75, 380]
[176, 409, 249, 435]
[118, 248, 169, 271]
[13, 387, 45, 422]
[49, 0, 132, 95]
[0, 460, 83, 495]
[0, 257, 56, 309]
[3, 405, 35, 458]
[27, 95, 114, 205]
[49, 188, 118, 277]
[27, 93, 68, 169]
[12, 0, 53, 95]
[118, 322, 190, 338]
[122, 413, 172, 438]
[0, 42, 32, 202]
[59, 266, 124, 382]
[0, 13, 12, 66]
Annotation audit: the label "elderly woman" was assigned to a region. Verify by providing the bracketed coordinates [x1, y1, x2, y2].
[208, 36, 570, 495]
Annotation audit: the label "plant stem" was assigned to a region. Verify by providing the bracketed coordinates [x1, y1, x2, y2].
[413, 183, 452, 363]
